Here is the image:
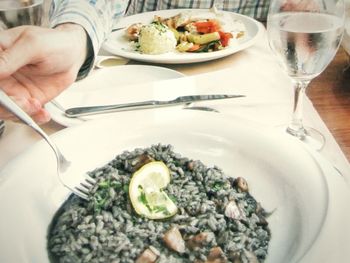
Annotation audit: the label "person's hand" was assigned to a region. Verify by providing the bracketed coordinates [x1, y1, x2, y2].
[0, 24, 88, 124]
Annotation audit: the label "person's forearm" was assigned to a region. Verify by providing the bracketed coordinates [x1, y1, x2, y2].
[55, 23, 88, 72]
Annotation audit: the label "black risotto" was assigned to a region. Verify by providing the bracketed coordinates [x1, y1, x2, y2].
[48, 144, 271, 263]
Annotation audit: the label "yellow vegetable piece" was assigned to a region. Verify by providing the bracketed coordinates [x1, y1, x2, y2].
[187, 32, 220, 45]
[176, 42, 194, 52]
[129, 161, 178, 220]
[169, 28, 180, 41]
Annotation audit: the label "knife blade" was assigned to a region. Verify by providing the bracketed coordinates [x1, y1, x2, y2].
[64, 94, 245, 118]
[111, 26, 127, 32]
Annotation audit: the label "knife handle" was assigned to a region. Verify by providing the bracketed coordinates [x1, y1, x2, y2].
[65, 100, 159, 117]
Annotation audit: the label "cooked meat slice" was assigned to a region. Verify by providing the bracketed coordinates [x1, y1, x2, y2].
[126, 23, 143, 41]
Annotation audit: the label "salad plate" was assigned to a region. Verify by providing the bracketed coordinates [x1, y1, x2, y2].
[0, 110, 349, 262]
[102, 9, 264, 64]
[45, 65, 185, 126]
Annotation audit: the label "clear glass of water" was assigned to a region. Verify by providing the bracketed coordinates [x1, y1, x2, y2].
[0, 0, 43, 30]
[342, 0, 350, 69]
[267, 0, 345, 149]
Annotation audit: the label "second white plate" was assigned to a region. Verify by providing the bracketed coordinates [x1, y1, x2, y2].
[46, 65, 185, 126]
[102, 9, 264, 64]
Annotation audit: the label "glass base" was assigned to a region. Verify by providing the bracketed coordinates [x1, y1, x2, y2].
[281, 125, 325, 151]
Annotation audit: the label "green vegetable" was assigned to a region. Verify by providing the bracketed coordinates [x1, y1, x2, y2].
[138, 186, 152, 212]
[150, 21, 169, 33]
[213, 181, 225, 191]
[195, 40, 221, 53]
[111, 181, 122, 189]
[123, 184, 129, 193]
[92, 179, 124, 212]
[153, 205, 170, 215]
[187, 32, 220, 45]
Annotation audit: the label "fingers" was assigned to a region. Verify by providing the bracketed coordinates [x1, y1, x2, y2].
[0, 96, 48, 123]
[0, 27, 39, 79]
[5, 109, 51, 125]
[0, 26, 26, 49]
[31, 108, 51, 124]
[0, 40, 34, 79]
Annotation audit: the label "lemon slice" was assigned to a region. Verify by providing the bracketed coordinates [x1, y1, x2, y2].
[129, 161, 177, 219]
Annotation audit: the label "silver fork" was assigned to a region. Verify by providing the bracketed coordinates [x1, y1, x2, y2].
[0, 90, 96, 199]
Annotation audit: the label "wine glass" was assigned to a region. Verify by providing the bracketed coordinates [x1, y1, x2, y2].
[267, 0, 345, 149]
[341, 0, 350, 70]
[0, 0, 43, 30]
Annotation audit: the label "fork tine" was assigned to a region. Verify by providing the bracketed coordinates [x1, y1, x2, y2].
[80, 181, 94, 191]
[76, 183, 92, 193]
[70, 174, 96, 200]
[74, 185, 90, 196]
[85, 176, 97, 185]
[73, 189, 89, 200]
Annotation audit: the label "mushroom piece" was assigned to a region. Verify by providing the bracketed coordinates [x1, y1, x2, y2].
[234, 177, 249, 192]
[224, 200, 244, 220]
[244, 250, 259, 263]
[187, 232, 214, 249]
[207, 246, 226, 263]
[135, 248, 158, 263]
[187, 161, 195, 171]
[131, 153, 154, 172]
[228, 250, 259, 263]
[163, 226, 186, 253]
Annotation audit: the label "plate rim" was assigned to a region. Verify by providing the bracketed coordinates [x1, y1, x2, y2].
[1, 110, 347, 262]
[45, 65, 185, 127]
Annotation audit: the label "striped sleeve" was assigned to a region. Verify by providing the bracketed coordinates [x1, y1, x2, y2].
[126, 0, 269, 22]
[49, 0, 128, 77]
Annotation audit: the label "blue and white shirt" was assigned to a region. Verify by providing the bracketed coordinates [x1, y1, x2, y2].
[50, 0, 129, 66]
[127, 0, 270, 21]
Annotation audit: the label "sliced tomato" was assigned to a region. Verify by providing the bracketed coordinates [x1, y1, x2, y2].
[194, 20, 220, 33]
[219, 31, 233, 47]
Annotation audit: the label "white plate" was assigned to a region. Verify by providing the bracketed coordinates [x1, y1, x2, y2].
[45, 65, 185, 127]
[102, 9, 264, 64]
[0, 110, 349, 263]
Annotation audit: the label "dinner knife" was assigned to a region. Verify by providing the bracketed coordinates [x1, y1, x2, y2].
[64, 94, 245, 117]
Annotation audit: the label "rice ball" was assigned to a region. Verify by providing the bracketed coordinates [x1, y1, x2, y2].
[138, 23, 177, 54]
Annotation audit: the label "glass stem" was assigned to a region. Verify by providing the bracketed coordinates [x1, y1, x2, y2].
[286, 80, 310, 139]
